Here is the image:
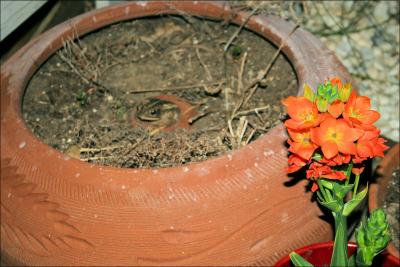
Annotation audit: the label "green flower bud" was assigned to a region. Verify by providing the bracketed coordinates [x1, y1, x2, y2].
[316, 96, 328, 112]
[303, 84, 315, 102]
[316, 81, 339, 103]
[339, 83, 352, 102]
[356, 209, 391, 266]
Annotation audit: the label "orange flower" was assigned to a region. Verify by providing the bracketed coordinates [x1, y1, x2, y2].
[319, 153, 351, 167]
[287, 129, 318, 160]
[287, 154, 308, 173]
[343, 91, 380, 130]
[352, 165, 365, 175]
[311, 117, 363, 159]
[356, 129, 388, 158]
[329, 77, 343, 89]
[328, 100, 345, 118]
[306, 162, 332, 179]
[283, 96, 322, 130]
[306, 162, 347, 190]
[352, 155, 368, 164]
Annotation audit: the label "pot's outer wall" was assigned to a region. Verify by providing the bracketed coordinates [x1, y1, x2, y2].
[1, 1, 354, 266]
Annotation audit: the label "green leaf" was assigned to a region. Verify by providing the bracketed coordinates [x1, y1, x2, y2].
[319, 200, 341, 212]
[332, 182, 353, 200]
[348, 254, 356, 267]
[318, 179, 334, 190]
[343, 185, 368, 216]
[312, 152, 323, 161]
[289, 252, 314, 267]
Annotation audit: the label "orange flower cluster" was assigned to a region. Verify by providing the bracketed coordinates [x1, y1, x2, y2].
[283, 77, 388, 191]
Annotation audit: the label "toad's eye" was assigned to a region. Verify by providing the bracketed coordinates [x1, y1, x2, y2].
[150, 109, 160, 116]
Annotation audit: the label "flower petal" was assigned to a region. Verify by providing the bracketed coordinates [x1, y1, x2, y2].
[361, 110, 380, 125]
[321, 141, 338, 159]
[337, 141, 357, 155]
[328, 100, 344, 118]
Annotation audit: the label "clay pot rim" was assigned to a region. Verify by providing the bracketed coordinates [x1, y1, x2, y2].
[368, 143, 400, 258]
[2, 1, 354, 185]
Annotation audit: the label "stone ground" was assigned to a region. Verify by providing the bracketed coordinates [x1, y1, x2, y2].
[243, 0, 399, 142]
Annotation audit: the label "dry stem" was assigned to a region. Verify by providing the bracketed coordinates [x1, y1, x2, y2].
[224, 8, 259, 52]
[129, 81, 225, 94]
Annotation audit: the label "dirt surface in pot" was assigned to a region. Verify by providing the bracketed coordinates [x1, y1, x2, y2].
[382, 167, 400, 251]
[22, 15, 297, 168]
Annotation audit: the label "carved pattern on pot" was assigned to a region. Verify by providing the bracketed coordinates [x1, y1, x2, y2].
[1, 158, 95, 257]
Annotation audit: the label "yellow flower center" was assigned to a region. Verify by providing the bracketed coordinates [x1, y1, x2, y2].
[301, 111, 315, 122]
[349, 107, 362, 119]
[326, 127, 343, 143]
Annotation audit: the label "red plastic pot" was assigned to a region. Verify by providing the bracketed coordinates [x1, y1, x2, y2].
[274, 241, 400, 267]
[1, 1, 356, 266]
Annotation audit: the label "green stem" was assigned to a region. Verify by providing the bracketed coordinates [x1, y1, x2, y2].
[353, 174, 360, 196]
[331, 211, 349, 267]
[345, 162, 353, 186]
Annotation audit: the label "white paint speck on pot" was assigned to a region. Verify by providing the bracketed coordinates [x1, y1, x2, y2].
[136, 1, 147, 6]
[264, 149, 274, 157]
[183, 167, 189, 172]
[227, 154, 232, 161]
[254, 162, 259, 167]
[121, 185, 126, 189]
[124, 6, 130, 15]
[92, 16, 97, 22]
[152, 170, 158, 174]
[19, 141, 26, 149]
[75, 173, 80, 177]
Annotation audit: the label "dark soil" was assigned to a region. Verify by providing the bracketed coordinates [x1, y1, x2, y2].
[22, 15, 297, 168]
[382, 167, 400, 251]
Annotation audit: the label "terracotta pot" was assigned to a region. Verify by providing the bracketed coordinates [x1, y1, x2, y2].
[1, 1, 356, 266]
[274, 241, 400, 267]
[369, 143, 400, 259]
